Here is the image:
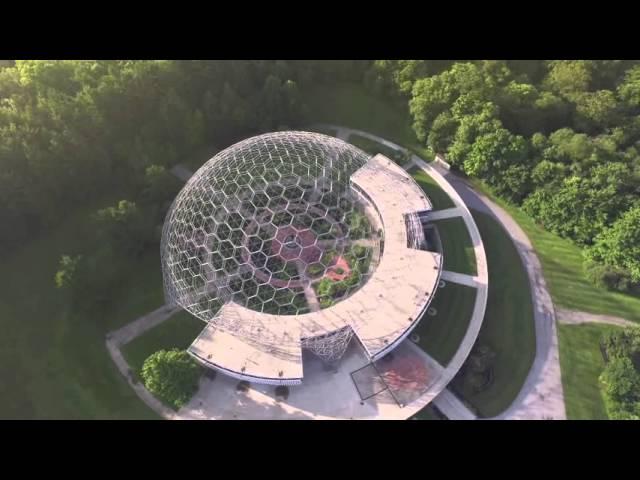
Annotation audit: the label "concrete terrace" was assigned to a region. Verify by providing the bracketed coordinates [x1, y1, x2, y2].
[187, 154, 442, 384]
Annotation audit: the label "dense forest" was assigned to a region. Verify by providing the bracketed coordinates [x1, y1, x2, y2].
[0, 60, 365, 251]
[365, 60, 640, 293]
[1, 60, 639, 294]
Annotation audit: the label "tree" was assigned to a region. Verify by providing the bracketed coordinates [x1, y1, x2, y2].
[427, 112, 458, 153]
[585, 206, 640, 284]
[599, 356, 640, 419]
[601, 327, 640, 361]
[544, 60, 593, 101]
[410, 63, 486, 141]
[574, 90, 618, 132]
[141, 349, 202, 410]
[463, 128, 528, 178]
[93, 200, 155, 256]
[617, 65, 640, 109]
[54, 254, 83, 290]
[140, 165, 181, 213]
[446, 102, 502, 169]
[54, 247, 123, 309]
[461, 127, 530, 202]
[523, 163, 637, 246]
[531, 160, 566, 189]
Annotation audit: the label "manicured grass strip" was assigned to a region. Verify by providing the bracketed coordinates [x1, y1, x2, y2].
[301, 82, 431, 159]
[410, 168, 456, 210]
[470, 179, 640, 323]
[433, 217, 477, 276]
[414, 283, 477, 366]
[451, 210, 536, 418]
[557, 323, 621, 420]
[346, 133, 408, 165]
[412, 404, 447, 420]
[122, 310, 206, 379]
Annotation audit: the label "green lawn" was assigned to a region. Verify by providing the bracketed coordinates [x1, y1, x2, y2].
[470, 179, 640, 323]
[450, 210, 536, 418]
[122, 310, 205, 379]
[558, 323, 621, 420]
[414, 283, 477, 366]
[410, 168, 456, 210]
[433, 217, 477, 276]
[412, 404, 447, 420]
[0, 194, 160, 419]
[301, 82, 431, 159]
[346, 133, 409, 165]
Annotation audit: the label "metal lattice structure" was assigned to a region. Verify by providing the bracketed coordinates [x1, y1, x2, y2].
[161, 131, 382, 362]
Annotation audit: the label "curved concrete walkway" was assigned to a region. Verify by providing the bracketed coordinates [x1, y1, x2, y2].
[556, 309, 637, 328]
[106, 304, 181, 420]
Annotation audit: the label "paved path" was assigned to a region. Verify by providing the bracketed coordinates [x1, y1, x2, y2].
[107, 304, 179, 347]
[435, 167, 566, 420]
[556, 308, 637, 328]
[434, 388, 477, 420]
[105, 304, 182, 420]
[441, 271, 481, 288]
[106, 334, 179, 420]
[426, 207, 465, 221]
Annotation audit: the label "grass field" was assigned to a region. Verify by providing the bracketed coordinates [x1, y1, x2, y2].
[0, 194, 160, 419]
[122, 311, 205, 380]
[412, 404, 447, 420]
[433, 217, 477, 276]
[557, 323, 621, 420]
[301, 82, 430, 159]
[450, 210, 536, 418]
[307, 125, 338, 137]
[414, 283, 477, 366]
[410, 168, 456, 210]
[346, 133, 409, 165]
[470, 180, 640, 323]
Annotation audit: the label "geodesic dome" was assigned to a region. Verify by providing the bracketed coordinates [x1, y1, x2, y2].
[161, 131, 382, 361]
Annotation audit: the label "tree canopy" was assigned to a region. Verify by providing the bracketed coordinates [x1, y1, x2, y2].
[365, 59, 640, 291]
[599, 328, 640, 420]
[0, 60, 363, 252]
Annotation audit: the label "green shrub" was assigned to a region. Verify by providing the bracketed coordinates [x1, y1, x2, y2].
[600, 356, 640, 419]
[598, 327, 640, 419]
[584, 260, 634, 293]
[141, 349, 202, 410]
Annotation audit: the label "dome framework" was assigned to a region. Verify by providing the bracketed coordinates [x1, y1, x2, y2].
[161, 131, 382, 362]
